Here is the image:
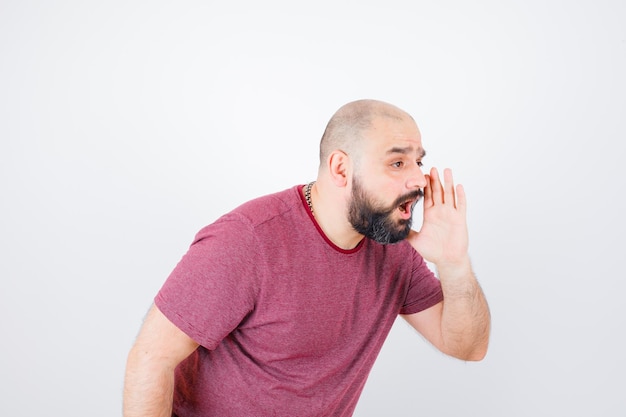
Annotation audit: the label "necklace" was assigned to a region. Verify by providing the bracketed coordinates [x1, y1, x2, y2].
[305, 181, 315, 215]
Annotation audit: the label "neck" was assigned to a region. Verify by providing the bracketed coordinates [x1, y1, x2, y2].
[306, 180, 364, 250]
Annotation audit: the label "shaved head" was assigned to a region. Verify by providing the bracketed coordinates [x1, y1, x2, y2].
[319, 99, 413, 167]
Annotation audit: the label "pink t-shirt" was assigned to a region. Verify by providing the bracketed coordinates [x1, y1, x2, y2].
[155, 185, 443, 417]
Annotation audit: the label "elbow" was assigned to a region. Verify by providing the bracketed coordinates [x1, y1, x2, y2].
[448, 345, 488, 362]
[443, 336, 490, 362]
[451, 322, 491, 361]
[462, 335, 490, 361]
[461, 346, 488, 362]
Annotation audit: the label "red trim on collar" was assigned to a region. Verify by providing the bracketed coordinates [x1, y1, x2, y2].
[297, 184, 363, 254]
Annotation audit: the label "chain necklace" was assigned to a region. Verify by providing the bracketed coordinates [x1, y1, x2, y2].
[304, 181, 315, 215]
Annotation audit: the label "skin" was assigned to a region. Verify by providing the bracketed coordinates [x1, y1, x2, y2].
[124, 305, 198, 417]
[123, 100, 490, 416]
[311, 101, 490, 360]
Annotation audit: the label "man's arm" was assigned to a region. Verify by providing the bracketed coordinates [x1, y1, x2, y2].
[123, 304, 199, 417]
[405, 168, 490, 361]
[402, 258, 490, 361]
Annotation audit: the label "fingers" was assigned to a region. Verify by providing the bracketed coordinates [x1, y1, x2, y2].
[423, 174, 433, 207]
[456, 183, 467, 213]
[443, 168, 455, 206]
[429, 167, 443, 204]
[427, 167, 463, 209]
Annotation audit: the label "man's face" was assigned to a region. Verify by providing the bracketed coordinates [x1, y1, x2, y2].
[346, 115, 427, 244]
[348, 175, 423, 244]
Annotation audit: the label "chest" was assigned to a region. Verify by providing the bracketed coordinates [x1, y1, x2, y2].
[236, 253, 409, 362]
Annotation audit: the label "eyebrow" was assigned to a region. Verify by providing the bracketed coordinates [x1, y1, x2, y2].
[386, 146, 426, 158]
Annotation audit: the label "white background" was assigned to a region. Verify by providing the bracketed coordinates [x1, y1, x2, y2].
[1, 1, 624, 416]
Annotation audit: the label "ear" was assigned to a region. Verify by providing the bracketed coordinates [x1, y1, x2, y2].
[327, 150, 351, 187]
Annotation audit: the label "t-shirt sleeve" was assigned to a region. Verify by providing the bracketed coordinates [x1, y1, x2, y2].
[400, 249, 444, 315]
[155, 214, 260, 350]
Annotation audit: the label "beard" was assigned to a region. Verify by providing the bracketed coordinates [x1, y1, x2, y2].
[348, 177, 423, 245]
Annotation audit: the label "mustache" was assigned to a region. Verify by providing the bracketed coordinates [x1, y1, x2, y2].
[392, 188, 424, 208]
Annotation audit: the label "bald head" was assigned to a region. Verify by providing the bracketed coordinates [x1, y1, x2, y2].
[319, 99, 413, 167]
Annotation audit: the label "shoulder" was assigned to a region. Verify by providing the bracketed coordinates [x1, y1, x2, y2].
[193, 185, 303, 242]
[235, 185, 303, 225]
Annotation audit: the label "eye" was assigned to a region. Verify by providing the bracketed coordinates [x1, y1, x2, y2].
[392, 161, 404, 168]
[417, 161, 424, 167]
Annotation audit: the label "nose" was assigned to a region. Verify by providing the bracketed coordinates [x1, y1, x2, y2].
[406, 163, 427, 190]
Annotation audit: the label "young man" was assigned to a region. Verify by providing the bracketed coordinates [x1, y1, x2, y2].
[123, 99, 490, 417]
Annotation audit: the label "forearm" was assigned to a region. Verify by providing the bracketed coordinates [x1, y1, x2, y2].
[437, 257, 491, 361]
[123, 347, 175, 417]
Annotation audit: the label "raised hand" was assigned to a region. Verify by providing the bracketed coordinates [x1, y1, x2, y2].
[407, 167, 469, 268]
[404, 168, 490, 361]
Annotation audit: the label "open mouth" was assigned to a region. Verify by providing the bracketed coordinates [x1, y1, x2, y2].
[398, 199, 414, 214]
[395, 190, 423, 218]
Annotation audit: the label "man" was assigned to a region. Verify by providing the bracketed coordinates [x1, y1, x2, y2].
[123, 99, 490, 416]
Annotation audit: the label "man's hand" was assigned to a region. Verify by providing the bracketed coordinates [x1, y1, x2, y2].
[407, 167, 469, 268]
[403, 167, 490, 361]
